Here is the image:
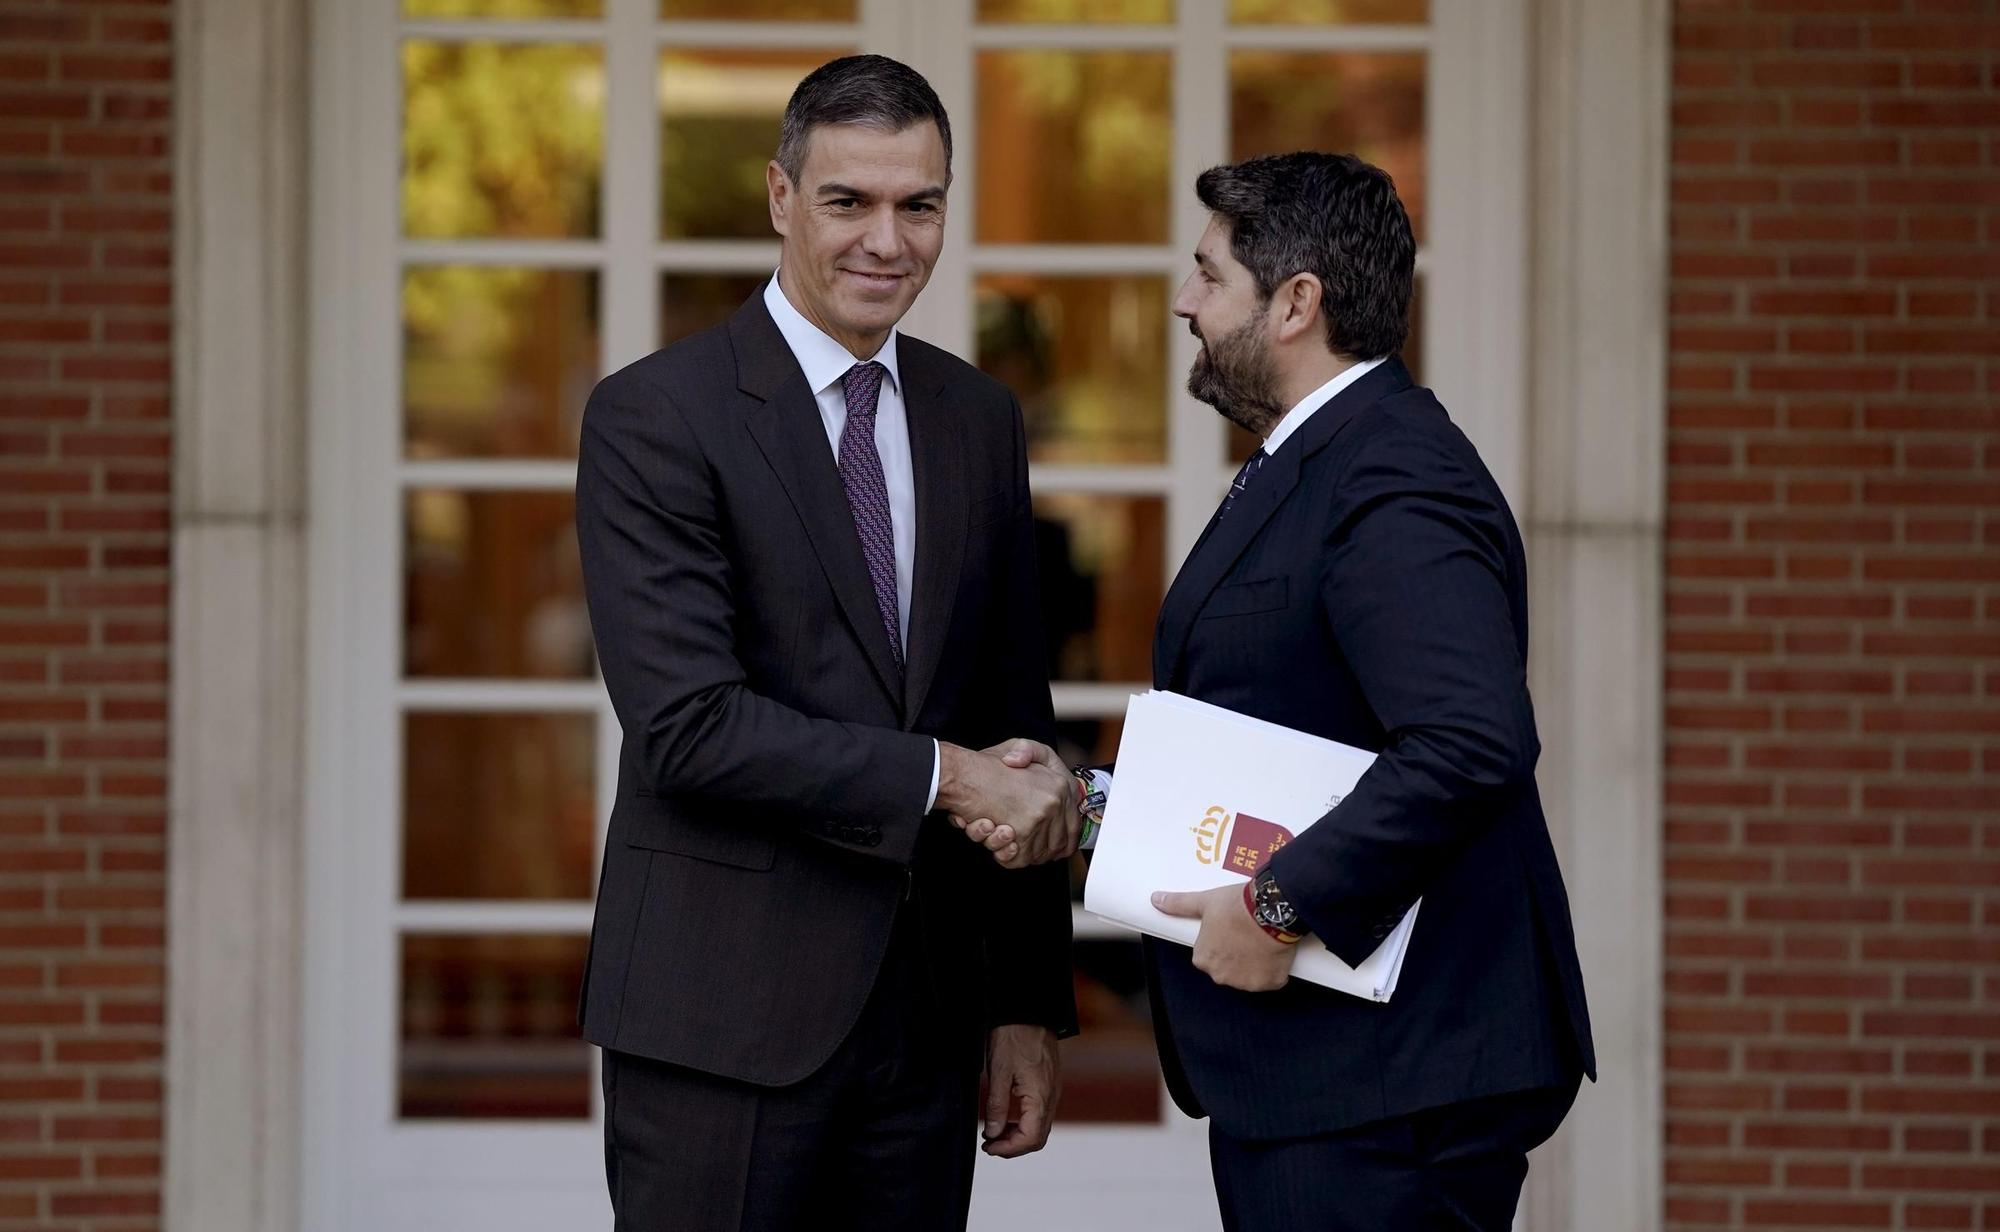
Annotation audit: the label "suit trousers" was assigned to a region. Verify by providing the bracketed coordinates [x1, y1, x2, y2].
[1208, 1075, 1582, 1232]
[601, 914, 983, 1232]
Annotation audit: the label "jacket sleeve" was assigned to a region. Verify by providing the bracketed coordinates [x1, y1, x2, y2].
[978, 399, 1080, 1037]
[1266, 418, 1540, 966]
[574, 378, 936, 864]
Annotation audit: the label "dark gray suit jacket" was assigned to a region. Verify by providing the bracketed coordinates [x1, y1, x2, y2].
[1145, 357, 1594, 1139]
[574, 290, 1076, 1086]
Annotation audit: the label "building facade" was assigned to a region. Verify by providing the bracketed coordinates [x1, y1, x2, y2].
[0, 0, 1990, 1227]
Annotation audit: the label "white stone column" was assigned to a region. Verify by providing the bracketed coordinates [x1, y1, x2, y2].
[167, 0, 309, 1227]
[1518, 0, 1669, 1227]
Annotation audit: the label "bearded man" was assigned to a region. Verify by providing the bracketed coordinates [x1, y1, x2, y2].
[972, 152, 1595, 1230]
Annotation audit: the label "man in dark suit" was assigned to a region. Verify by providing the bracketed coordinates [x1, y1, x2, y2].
[573, 55, 1081, 1231]
[972, 153, 1595, 1229]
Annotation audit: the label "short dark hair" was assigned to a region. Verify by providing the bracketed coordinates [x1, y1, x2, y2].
[1194, 152, 1414, 361]
[776, 54, 953, 187]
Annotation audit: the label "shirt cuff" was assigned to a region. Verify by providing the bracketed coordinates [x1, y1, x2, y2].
[926, 739, 941, 813]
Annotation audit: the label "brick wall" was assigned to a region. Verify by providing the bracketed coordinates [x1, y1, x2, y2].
[1666, 1, 1998, 1228]
[0, 1, 172, 1229]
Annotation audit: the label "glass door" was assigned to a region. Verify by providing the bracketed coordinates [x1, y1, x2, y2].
[306, 0, 1516, 1227]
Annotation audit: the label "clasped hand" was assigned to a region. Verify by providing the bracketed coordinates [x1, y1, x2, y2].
[936, 739, 1077, 868]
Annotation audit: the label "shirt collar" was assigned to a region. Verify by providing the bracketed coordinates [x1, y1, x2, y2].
[1262, 356, 1388, 456]
[763, 271, 902, 398]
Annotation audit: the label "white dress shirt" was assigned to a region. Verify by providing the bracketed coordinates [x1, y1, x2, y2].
[762, 273, 942, 809]
[1261, 356, 1387, 457]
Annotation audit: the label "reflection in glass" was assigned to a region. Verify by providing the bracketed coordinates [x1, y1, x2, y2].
[977, 275, 1168, 465]
[1034, 494, 1164, 684]
[403, 42, 604, 240]
[978, 0, 1171, 21]
[1063, 938, 1164, 1123]
[977, 51, 1171, 245]
[1231, 0, 1427, 22]
[403, 712, 596, 901]
[400, 933, 590, 1119]
[660, 48, 846, 240]
[404, 490, 595, 680]
[662, 0, 853, 16]
[1230, 50, 1426, 240]
[1229, 276, 1423, 463]
[661, 272, 770, 347]
[404, 0, 601, 16]
[404, 267, 599, 460]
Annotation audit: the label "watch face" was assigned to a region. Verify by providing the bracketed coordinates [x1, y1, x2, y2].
[1255, 874, 1298, 929]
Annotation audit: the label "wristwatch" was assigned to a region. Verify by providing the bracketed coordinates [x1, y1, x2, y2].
[1245, 865, 1304, 945]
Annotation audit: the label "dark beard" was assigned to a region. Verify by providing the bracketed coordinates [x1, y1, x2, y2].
[1186, 317, 1284, 438]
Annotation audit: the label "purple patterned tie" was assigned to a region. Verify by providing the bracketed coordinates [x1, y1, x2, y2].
[836, 361, 903, 670]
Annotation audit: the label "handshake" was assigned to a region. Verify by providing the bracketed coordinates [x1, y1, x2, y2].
[935, 739, 1078, 870]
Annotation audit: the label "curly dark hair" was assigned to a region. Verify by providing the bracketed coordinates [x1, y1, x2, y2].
[1194, 152, 1415, 361]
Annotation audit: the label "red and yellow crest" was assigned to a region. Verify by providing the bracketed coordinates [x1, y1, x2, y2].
[1192, 806, 1294, 879]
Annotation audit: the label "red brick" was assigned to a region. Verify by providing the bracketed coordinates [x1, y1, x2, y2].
[1742, 1199, 1890, 1227]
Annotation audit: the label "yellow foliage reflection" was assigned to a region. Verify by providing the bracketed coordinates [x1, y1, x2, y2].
[977, 50, 1172, 245]
[977, 0, 1172, 22]
[1231, 0, 1428, 22]
[402, 41, 605, 239]
[404, 0, 603, 16]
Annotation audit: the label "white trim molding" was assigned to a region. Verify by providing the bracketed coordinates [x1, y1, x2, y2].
[1518, 0, 1669, 1228]
[167, 0, 311, 1229]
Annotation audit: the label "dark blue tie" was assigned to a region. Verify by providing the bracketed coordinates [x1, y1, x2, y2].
[1218, 448, 1267, 522]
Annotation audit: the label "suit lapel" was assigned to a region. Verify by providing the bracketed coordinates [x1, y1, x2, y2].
[1152, 444, 1302, 687]
[731, 295, 905, 709]
[898, 341, 966, 728]
[1151, 357, 1416, 687]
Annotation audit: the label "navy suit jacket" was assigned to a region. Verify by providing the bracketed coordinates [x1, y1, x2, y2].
[1144, 357, 1595, 1139]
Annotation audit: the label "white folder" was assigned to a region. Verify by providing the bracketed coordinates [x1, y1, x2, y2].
[1083, 690, 1419, 1002]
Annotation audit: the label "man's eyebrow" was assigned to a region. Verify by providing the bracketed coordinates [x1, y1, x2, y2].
[1194, 250, 1214, 268]
[813, 183, 947, 203]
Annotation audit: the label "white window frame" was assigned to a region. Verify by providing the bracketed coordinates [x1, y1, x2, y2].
[257, 1, 1665, 1229]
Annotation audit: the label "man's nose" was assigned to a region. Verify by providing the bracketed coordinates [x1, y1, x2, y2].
[861, 206, 903, 261]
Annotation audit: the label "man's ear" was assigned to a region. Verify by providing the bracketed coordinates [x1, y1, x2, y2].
[767, 160, 792, 238]
[1272, 273, 1324, 346]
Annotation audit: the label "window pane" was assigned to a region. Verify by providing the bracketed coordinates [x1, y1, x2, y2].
[403, 712, 596, 901]
[978, 0, 1172, 22]
[977, 51, 1171, 245]
[1064, 938, 1164, 1123]
[1228, 275, 1422, 462]
[1231, 0, 1427, 22]
[404, 267, 598, 461]
[405, 0, 602, 16]
[1035, 494, 1164, 684]
[400, 934, 589, 1119]
[1229, 50, 1426, 241]
[402, 42, 604, 240]
[660, 48, 846, 240]
[661, 272, 770, 347]
[662, 0, 854, 17]
[404, 490, 595, 679]
[977, 274, 1168, 465]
